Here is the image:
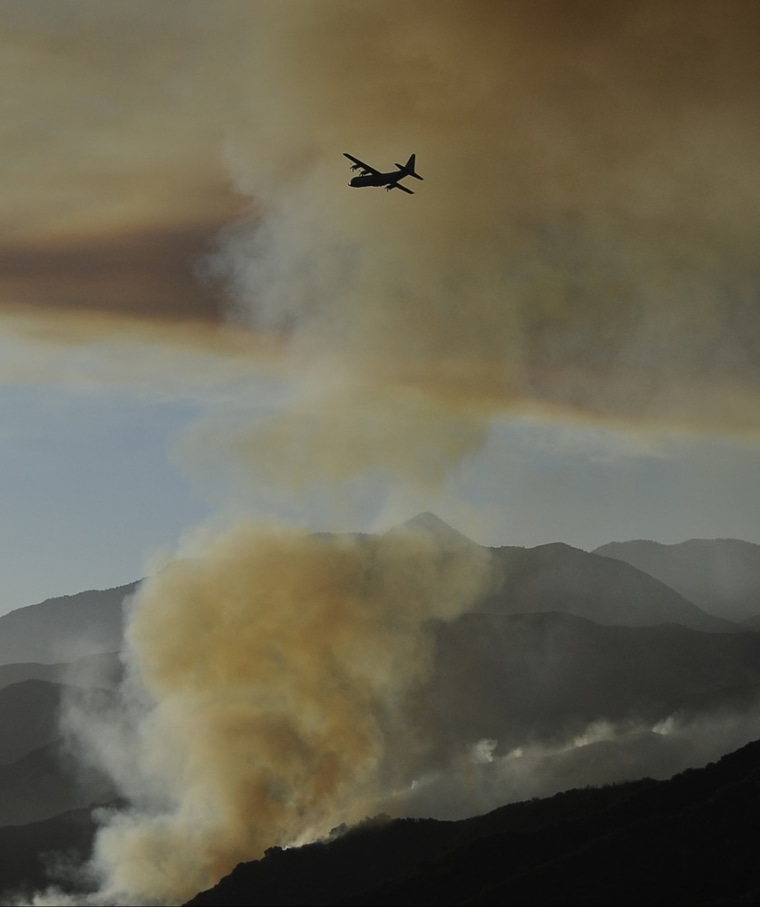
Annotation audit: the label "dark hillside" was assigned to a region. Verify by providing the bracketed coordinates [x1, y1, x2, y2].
[0, 652, 123, 692]
[424, 611, 760, 760]
[185, 739, 760, 907]
[0, 681, 67, 765]
[0, 804, 116, 904]
[0, 741, 118, 827]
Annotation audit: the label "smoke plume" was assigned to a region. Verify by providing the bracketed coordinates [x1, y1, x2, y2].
[58, 522, 490, 904]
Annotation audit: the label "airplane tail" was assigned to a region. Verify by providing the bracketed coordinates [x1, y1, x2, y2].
[395, 153, 423, 180]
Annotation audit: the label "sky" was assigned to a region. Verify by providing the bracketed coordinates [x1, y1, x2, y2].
[3, 0, 760, 615]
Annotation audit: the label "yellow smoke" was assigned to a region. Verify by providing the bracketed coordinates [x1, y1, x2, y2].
[74, 521, 490, 904]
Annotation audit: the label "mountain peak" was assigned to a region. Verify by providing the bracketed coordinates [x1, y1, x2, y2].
[386, 512, 477, 549]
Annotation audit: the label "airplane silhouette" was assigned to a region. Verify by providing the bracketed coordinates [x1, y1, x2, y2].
[343, 153, 423, 194]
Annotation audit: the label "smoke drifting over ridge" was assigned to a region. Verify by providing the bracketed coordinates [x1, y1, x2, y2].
[20, 2, 760, 903]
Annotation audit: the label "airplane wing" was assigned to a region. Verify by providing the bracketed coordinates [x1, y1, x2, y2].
[391, 183, 414, 194]
[343, 153, 380, 176]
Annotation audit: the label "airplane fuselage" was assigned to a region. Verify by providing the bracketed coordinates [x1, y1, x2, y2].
[349, 169, 404, 189]
[344, 153, 421, 194]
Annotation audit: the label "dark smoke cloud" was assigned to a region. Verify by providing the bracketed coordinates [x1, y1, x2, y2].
[0, 225, 229, 327]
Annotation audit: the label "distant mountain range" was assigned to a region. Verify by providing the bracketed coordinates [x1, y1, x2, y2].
[392, 513, 748, 632]
[1, 515, 760, 904]
[481, 541, 737, 632]
[594, 537, 760, 623]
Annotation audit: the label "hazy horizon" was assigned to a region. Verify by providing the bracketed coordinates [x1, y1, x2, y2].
[5, 502, 760, 618]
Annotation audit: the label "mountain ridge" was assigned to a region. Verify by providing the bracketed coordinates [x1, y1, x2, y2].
[0, 582, 139, 665]
[184, 737, 760, 907]
[482, 541, 738, 632]
[594, 537, 760, 622]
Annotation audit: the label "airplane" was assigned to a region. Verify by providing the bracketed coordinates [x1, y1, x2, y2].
[343, 152, 423, 194]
